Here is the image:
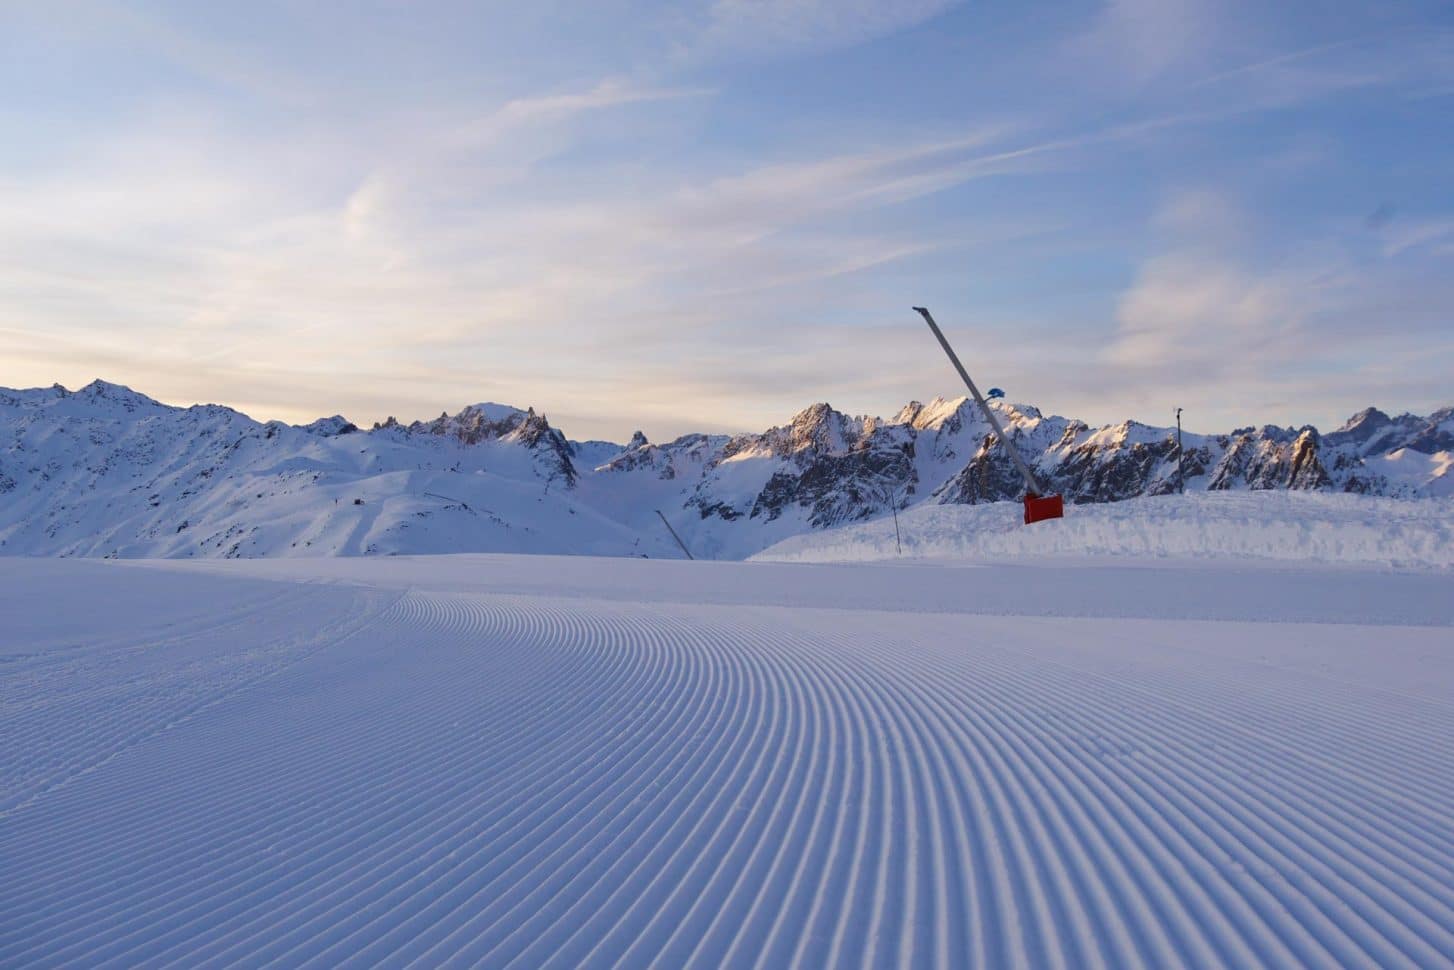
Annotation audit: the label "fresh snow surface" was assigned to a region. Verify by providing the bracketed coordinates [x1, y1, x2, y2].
[756, 492, 1454, 570]
[3, 554, 1453, 968]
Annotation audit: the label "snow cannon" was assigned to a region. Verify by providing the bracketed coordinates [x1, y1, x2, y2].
[912, 307, 1065, 526]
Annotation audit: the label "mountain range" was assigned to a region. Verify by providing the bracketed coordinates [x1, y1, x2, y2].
[2, 379, 1449, 560]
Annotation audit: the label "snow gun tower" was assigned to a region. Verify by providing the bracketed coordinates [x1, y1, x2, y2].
[913, 307, 1065, 525]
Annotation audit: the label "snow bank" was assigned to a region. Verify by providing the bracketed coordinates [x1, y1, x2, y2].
[754, 492, 1454, 569]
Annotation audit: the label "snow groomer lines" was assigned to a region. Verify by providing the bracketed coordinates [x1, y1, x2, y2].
[2, 558, 1452, 968]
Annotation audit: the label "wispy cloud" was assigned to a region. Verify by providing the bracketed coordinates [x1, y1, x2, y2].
[1075, 0, 1453, 111]
[4, 1, 1452, 440]
[1105, 188, 1333, 382]
[21, 0, 320, 105]
[456, 77, 715, 146]
[0, 87, 1048, 433]
[1107, 254, 1313, 375]
[689, 0, 961, 59]
[1185, 36, 1443, 112]
[1074, 0, 1217, 84]
[1379, 218, 1454, 259]
[1093, 186, 1454, 430]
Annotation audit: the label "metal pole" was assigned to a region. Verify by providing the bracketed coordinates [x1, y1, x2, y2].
[655, 509, 694, 560]
[1175, 407, 1184, 495]
[913, 307, 1043, 496]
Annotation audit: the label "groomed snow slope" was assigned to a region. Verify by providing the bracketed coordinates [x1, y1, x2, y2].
[3, 555, 1453, 968]
[755, 492, 1454, 569]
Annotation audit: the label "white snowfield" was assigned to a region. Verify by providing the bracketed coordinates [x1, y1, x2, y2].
[3, 554, 1453, 968]
[756, 492, 1454, 570]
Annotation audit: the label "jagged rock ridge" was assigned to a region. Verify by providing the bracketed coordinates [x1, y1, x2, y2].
[1, 380, 1448, 560]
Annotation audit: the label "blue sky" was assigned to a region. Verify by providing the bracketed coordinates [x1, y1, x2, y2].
[2, 0, 1451, 440]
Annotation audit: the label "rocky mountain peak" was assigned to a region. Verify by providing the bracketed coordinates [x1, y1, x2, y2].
[896, 396, 973, 432]
[1, 383, 1449, 561]
[392, 401, 578, 484]
[75, 379, 167, 411]
[893, 400, 926, 425]
[786, 402, 849, 454]
[1333, 407, 1391, 440]
[300, 415, 358, 437]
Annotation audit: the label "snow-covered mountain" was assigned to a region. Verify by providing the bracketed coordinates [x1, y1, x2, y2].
[2, 379, 1449, 560]
[588, 396, 1451, 557]
[0, 381, 668, 560]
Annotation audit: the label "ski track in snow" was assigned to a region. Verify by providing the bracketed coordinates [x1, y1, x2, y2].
[2, 559, 1452, 968]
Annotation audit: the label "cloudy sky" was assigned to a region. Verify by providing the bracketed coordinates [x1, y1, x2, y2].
[3, 0, 1451, 441]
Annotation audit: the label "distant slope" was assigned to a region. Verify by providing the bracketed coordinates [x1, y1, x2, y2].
[1, 379, 1449, 559]
[590, 397, 1453, 558]
[753, 492, 1454, 569]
